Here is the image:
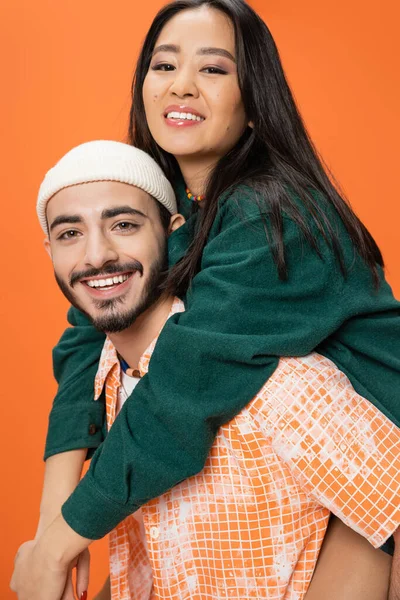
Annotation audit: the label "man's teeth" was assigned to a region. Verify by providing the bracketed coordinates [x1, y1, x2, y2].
[166, 111, 204, 121]
[86, 274, 130, 288]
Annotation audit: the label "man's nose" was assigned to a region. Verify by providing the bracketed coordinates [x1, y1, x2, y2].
[83, 232, 119, 269]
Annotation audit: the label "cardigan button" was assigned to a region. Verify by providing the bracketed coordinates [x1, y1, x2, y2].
[150, 526, 160, 540]
[88, 424, 97, 436]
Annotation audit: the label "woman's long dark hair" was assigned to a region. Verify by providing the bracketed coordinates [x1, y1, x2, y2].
[129, 0, 383, 294]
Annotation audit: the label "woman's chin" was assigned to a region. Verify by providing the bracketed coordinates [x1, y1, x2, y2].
[151, 132, 204, 158]
[159, 142, 204, 158]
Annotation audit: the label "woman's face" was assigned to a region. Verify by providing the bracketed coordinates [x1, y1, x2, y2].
[142, 6, 249, 166]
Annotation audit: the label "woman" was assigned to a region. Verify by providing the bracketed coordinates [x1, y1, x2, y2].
[12, 0, 400, 598]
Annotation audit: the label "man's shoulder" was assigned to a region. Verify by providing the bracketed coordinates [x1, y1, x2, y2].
[139, 297, 185, 377]
[94, 337, 119, 400]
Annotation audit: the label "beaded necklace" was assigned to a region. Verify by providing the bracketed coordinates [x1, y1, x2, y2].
[186, 187, 205, 203]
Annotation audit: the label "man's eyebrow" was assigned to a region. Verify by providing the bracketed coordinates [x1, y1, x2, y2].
[152, 44, 235, 63]
[49, 207, 148, 232]
[49, 215, 82, 232]
[101, 206, 148, 220]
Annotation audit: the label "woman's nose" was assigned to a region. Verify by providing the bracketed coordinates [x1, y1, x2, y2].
[169, 67, 199, 99]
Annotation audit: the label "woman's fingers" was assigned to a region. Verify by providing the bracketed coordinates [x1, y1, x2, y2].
[60, 572, 76, 600]
[75, 549, 90, 600]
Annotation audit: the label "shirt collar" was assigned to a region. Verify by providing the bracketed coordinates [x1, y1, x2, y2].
[94, 297, 184, 401]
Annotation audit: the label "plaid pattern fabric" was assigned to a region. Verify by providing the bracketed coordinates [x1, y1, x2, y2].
[95, 299, 400, 600]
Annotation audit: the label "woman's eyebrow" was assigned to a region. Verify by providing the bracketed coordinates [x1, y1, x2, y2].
[152, 44, 235, 63]
[152, 43, 180, 56]
[197, 47, 235, 63]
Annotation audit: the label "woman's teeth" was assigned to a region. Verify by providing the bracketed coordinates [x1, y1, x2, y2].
[86, 274, 130, 288]
[166, 111, 204, 121]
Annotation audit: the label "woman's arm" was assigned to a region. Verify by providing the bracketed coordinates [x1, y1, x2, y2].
[45, 307, 105, 460]
[36, 449, 87, 536]
[11, 450, 90, 600]
[305, 517, 391, 600]
[58, 199, 400, 541]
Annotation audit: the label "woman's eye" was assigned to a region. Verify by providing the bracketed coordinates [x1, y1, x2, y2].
[58, 230, 80, 240]
[151, 63, 175, 72]
[201, 66, 227, 75]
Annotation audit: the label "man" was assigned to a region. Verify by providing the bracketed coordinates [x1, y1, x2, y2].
[12, 141, 400, 600]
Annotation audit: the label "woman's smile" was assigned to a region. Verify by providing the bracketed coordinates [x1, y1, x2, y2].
[163, 104, 206, 127]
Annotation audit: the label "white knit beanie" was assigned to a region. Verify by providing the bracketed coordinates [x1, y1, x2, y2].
[37, 140, 177, 234]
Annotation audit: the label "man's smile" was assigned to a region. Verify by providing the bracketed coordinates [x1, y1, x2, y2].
[86, 274, 130, 288]
[78, 271, 140, 299]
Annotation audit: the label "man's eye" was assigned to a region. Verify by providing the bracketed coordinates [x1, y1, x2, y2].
[151, 63, 175, 71]
[114, 222, 139, 231]
[58, 230, 80, 240]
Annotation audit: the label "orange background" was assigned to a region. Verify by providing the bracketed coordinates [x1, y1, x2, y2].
[1, 0, 399, 598]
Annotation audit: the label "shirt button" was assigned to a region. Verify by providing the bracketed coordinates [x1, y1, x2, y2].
[88, 424, 97, 435]
[150, 526, 160, 540]
[126, 368, 141, 378]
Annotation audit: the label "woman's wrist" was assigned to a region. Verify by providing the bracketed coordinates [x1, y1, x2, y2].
[35, 450, 87, 541]
[36, 513, 92, 567]
[35, 508, 60, 540]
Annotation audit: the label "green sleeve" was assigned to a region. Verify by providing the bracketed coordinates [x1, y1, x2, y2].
[44, 307, 106, 459]
[62, 200, 363, 539]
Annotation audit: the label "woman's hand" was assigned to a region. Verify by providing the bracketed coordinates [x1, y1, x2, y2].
[61, 549, 91, 600]
[11, 541, 90, 600]
[10, 513, 92, 600]
[10, 539, 69, 600]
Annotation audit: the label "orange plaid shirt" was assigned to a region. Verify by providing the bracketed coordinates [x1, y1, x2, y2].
[95, 298, 400, 600]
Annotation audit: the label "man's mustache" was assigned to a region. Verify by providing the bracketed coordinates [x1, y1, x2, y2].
[70, 261, 144, 287]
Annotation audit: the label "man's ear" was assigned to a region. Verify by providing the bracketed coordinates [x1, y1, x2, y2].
[43, 236, 52, 258]
[168, 213, 186, 234]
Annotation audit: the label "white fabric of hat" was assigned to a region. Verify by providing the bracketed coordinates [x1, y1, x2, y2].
[37, 140, 177, 234]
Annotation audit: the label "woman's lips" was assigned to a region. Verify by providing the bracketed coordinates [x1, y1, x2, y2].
[163, 105, 205, 127]
[164, 116, 204, 127]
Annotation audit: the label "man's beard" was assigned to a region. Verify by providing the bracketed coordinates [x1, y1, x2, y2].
[55, 248, 168, 334]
